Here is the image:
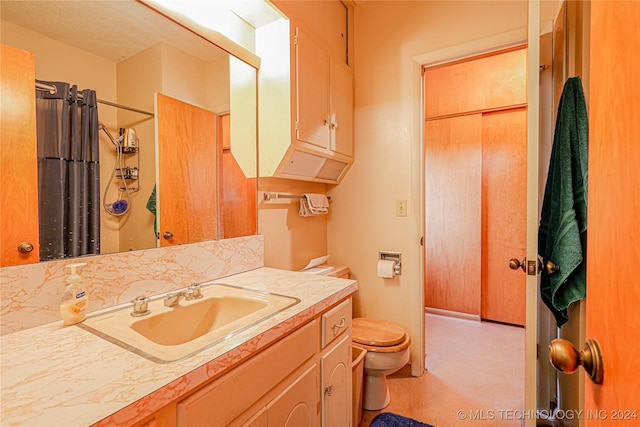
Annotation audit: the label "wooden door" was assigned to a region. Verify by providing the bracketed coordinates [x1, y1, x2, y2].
[0, 44, 40, 266]
[424, 114, 483, 315]
[585, 1, 640, 423]
[217, 113, 257, 239]
[156, 93, 217, 246]
[481, 108, 527, 326]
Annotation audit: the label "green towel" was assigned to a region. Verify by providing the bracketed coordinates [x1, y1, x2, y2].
[538, 77, 588, 326]
[146, 184, 157, 235]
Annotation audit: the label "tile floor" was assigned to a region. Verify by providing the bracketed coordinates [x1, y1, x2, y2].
[359, 313, 525, 427]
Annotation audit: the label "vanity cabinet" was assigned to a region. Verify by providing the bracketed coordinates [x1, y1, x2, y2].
[130, 297, 353, 427]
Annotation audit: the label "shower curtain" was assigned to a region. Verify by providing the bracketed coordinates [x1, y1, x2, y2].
[36, 80, 100, 260]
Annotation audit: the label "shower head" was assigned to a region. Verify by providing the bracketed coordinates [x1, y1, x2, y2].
[99, 122, 122, 147]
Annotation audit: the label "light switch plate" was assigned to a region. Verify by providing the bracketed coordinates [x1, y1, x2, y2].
[396, 200, 407, 217]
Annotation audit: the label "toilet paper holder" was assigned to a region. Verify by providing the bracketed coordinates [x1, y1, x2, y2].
[379, 251, 402, 276]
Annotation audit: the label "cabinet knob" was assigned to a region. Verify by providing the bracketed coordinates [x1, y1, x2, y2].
[325, 385, 334, 396]
[163, 231, 174, 240]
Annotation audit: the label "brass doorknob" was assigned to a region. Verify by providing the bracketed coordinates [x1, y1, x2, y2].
[17, 242, 34, 253]
[544, 260, 560, 275]
[163, 231, 174, 240]
[509, 257, 526, 272]
[549, 338, 603, 384]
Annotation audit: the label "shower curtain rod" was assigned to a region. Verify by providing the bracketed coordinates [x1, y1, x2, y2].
[35, 82, 154, 117]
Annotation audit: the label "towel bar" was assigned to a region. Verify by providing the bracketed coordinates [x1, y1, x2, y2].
[263, 192, 331, 202]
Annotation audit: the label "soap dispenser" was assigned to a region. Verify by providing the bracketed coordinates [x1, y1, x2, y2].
[60, 262, 89, 326]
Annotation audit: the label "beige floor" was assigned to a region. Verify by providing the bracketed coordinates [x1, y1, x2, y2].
[359, 313, 525, 427]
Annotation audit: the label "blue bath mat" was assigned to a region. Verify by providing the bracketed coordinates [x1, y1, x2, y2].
[370, 412, 435, 427]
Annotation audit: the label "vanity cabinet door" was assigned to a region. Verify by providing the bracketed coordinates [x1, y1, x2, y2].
[267, 364, 318, 427]
[321, 334, 351, 427]
[176, 322, 317, 427]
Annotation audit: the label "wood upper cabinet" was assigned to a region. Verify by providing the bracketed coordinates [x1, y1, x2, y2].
[0, 44, 40, 266]
[424, 47, 527, 119]
[296, 27, 354, 157]
[256, 3, 355, 184]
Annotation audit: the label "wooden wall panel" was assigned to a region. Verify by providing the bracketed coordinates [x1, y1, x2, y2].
[0, 44, 40, 266]
[218, 113, 257, 239]
[481, 108, 527, 326]
[585, 1, 640, 422]
[424, 114, 482, 315]
[156, 93, 217, 246]
[424, 47, 527, 119]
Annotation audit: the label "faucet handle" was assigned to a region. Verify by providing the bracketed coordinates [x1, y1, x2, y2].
[131, 296, 151, 317]
[188, 283, 203, 299]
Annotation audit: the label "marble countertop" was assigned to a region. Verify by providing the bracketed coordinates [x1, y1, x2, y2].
[0, 267, 357, 427]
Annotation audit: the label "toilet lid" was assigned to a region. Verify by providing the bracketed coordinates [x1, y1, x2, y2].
[352, 318, 406, 347]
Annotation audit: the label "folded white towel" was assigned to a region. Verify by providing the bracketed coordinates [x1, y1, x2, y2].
[299, 193, 329, 216]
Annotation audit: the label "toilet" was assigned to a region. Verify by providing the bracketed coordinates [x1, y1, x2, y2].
[352, 317, 411, 410]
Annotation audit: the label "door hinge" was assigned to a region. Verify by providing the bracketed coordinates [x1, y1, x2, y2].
[294, 35, 298, 46]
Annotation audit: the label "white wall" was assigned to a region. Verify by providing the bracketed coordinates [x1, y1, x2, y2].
[328, 1, 532, 373]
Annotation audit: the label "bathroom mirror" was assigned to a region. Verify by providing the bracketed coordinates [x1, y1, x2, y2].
[0, 0, 257, 266]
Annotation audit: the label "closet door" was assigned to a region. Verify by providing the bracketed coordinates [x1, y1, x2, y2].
[481, 107, 527, 326]
[424, 114, 482, 315]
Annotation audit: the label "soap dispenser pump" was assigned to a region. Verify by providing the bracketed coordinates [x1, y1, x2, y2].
[60, 262, 88, 326]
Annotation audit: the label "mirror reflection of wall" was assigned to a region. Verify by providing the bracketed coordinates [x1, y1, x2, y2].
[0, 0, 258, 267]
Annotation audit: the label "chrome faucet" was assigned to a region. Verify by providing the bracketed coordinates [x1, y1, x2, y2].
[163, 283, 203, 307]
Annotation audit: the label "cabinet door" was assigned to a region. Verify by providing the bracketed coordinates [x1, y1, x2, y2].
[321, 335, 351, 427]
[329, 57, 353, 157]
[1, 44, 40, 266]
[267, 364, 318, 427]
[296, 28, 330, 149]
[241, 407, 267, 427]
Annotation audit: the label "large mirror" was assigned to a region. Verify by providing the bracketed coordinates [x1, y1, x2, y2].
[0, 0, 258, 267]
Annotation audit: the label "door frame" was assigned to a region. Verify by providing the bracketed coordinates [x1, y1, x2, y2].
[414, 7, 539, 425]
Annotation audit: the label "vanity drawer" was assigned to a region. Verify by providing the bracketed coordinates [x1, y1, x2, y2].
[321, 298, 352, 348]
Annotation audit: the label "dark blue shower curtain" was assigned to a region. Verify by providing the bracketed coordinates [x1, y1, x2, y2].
[36, 80, 100, 260]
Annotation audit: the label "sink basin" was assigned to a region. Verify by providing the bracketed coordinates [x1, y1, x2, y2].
[78, 283, 300, 363]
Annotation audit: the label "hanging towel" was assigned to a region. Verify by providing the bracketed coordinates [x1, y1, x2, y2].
[538, 77, 589, 327]
[146, 184, 157, 235]
[299, 193, 329, 217]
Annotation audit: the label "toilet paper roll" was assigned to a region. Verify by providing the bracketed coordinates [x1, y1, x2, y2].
[377, 259, 396, 278]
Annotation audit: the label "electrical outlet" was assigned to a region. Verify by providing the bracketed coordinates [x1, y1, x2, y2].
[396, 200, 407, 217]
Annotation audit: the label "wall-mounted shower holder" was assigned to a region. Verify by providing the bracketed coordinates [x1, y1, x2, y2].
[379, 251, 402, 276]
